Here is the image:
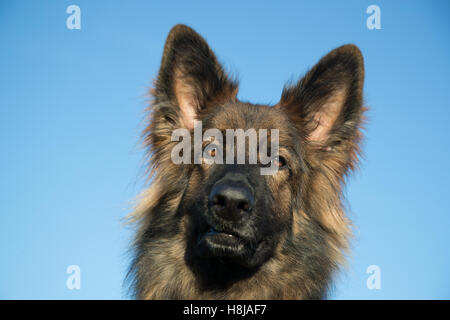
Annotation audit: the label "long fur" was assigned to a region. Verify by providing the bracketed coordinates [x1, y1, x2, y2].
[126, 24, 366, 299]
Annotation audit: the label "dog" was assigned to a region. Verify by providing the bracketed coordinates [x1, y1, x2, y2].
[127, 24, 365, 299]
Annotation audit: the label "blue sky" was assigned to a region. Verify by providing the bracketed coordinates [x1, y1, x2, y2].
[0, 0, 449, 299]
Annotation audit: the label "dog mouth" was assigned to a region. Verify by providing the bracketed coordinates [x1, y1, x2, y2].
[191, 217, 277, 269]
[196, 225, 245, 258]
[204, 226, 240, 243]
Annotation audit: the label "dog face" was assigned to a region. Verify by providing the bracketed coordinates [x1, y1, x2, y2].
[184, 103, 299, 268]
[131, 24, 365, 298]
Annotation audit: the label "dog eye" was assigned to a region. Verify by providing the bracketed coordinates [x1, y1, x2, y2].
[209, 148, 216, 157]
[272, 156, 287, 169]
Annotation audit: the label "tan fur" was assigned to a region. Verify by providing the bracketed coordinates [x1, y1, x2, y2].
[127, 25, 366, 300]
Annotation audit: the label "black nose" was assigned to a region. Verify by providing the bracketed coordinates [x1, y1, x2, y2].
[208, 183, 254, 221]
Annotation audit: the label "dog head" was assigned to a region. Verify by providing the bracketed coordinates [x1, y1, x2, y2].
[143, 24, 364, 277]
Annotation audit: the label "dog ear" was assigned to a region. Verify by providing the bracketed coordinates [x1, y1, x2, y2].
[277, 45, 364, 150]
[153, 24, 238, 129]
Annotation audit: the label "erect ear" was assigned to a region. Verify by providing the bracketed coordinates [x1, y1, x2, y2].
[153, 24, 238, 129]
[277, 45, 365, 150]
